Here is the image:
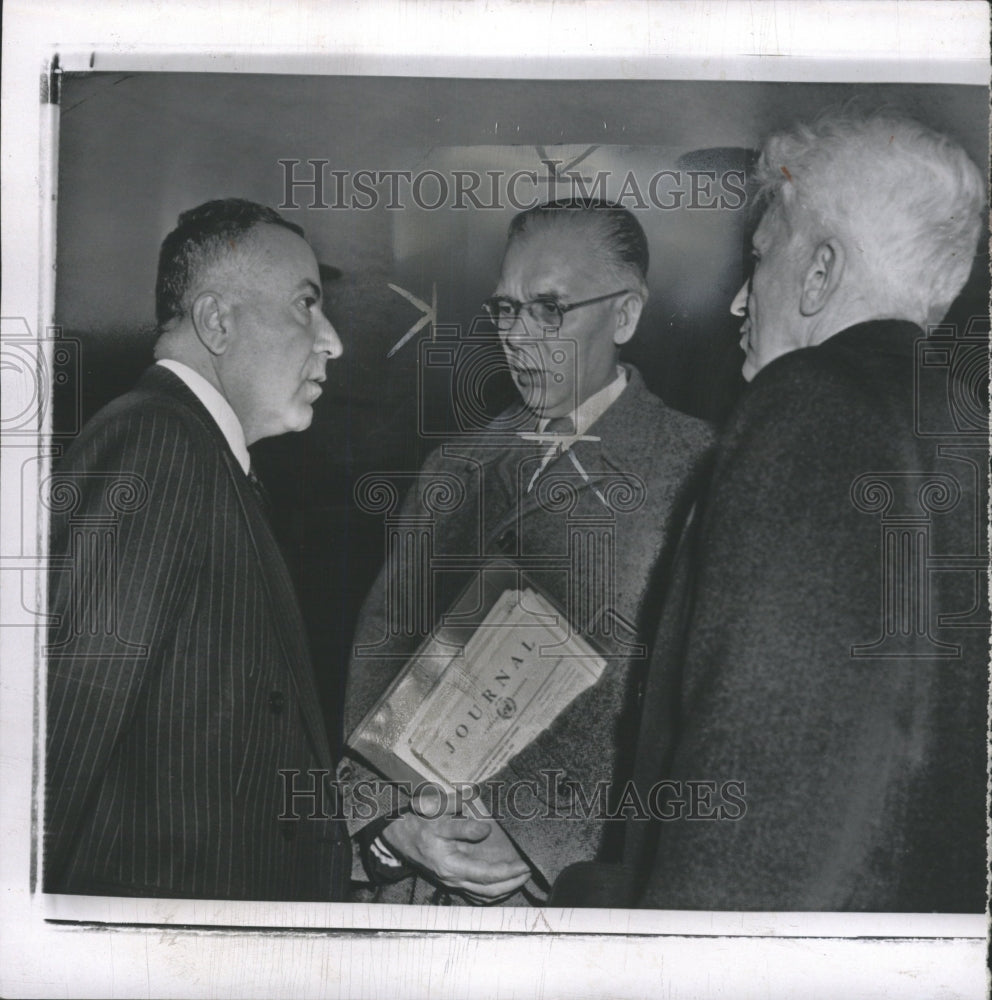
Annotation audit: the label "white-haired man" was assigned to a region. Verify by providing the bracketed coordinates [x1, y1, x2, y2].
[553, 111, 988, 911]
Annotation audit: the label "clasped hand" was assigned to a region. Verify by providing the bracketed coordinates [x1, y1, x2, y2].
[381, 788, 532, 903]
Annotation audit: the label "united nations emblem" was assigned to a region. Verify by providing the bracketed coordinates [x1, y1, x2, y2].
[495, 697, 517, 720]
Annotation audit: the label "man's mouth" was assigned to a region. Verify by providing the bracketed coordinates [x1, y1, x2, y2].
[507, 357, 543, 377]
[509, 366, 544, 386]
[304, 374, 325, 399]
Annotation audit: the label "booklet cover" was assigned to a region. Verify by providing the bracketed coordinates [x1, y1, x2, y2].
[348, 563, 607, 791]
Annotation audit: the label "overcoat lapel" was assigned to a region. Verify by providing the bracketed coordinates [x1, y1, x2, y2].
[485, 368, 667, 539]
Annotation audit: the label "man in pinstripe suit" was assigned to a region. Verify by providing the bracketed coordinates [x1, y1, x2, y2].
[45, 199, 350, 901]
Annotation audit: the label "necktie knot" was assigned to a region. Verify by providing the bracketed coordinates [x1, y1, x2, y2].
[545, 415, 575, 436]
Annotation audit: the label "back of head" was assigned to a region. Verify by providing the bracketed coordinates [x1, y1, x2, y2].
[753, 110, 985, 326]
[155, 198, 305, 334]
[507, 198, 650, 300]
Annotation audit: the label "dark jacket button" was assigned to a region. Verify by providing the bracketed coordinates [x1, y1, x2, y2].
[495, 529, 516, 551]
[269, 690, 285, 714]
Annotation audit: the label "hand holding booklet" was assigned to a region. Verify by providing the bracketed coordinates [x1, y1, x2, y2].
[348, 564, 608, 792]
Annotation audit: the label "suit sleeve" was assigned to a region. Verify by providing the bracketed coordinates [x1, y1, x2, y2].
[337, 455, 447, 879]
[45, 405, 206, 885]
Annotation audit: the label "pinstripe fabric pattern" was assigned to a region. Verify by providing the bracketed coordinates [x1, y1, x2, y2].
[45, 366, 349, 901]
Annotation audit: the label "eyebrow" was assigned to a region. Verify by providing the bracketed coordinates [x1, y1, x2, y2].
[495, 287, 565, 301]
[296, 278, 322, 301]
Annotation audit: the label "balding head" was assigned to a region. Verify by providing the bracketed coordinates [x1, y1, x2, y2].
[506, 198, 650, 300]
[152, 198, 342, 444]
[155, 198, 306, 334]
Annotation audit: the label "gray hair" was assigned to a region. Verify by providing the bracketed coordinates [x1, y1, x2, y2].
[156, 198, 305, 332]
[507, 199, 650, 300]
[753, 110, 985, 325]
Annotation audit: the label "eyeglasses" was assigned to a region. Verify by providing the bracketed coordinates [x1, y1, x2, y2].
[482, 289, 634, 336]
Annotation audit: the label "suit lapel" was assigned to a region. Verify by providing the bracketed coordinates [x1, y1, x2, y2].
[569, 367, 666, 475]
[226, 461, 333, 766]
[488, 369, 661, 536]
[137, 366, 333, 767]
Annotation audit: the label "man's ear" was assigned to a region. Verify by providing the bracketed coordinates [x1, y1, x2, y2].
[613, 292, 644, 346]
[190, 291, 233, 356]
[800, 239, 845, 316]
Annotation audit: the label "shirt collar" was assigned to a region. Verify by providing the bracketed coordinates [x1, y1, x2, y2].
[536, 365, 629, 437]
[156, 359, 251, 474]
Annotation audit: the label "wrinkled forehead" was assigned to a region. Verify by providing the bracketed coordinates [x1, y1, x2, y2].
[498, 228, 604, 295]
[754, 196, 802, 249]
[759, 179, 825, 246]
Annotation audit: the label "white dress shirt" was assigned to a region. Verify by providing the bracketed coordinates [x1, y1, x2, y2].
[156, 359, 251, 474]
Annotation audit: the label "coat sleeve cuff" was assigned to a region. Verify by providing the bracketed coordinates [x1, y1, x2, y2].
[357, 815, 416, 885]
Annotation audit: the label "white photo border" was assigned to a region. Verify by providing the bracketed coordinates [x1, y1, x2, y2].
[2, 2, 988, 997]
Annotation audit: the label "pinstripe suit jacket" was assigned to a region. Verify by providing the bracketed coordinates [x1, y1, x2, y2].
[45, 365, 349, 901]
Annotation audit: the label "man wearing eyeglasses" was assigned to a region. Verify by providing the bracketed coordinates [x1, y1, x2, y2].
[340, 199, 714, 905]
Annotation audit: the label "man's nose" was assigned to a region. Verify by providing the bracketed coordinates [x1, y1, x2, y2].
[730, 280, 749, 317]
[500, 311, 532, 347]
[314, 310, 343, 359]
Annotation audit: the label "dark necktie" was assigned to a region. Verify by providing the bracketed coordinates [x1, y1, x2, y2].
[247, 465, 273, 519]
[522, 415, 576, 494]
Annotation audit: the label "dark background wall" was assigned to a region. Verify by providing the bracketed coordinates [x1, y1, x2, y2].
[52, 74, 990, 744]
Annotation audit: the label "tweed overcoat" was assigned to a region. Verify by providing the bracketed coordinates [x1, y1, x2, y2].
[554, 321, 988, 912]
[341, 366, 714, 901]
